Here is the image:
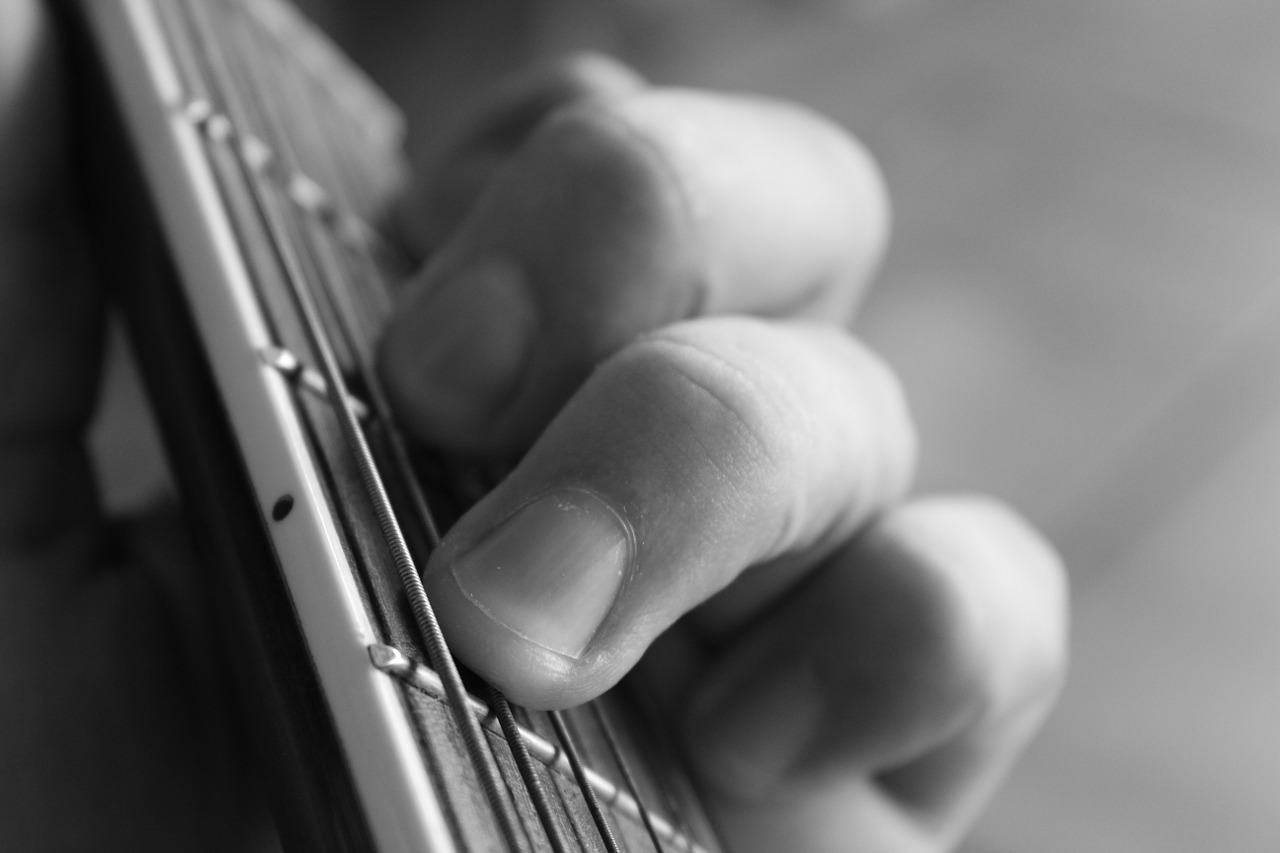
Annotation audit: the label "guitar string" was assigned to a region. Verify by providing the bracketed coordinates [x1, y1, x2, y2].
[551, 710, 625, 853]
[217, 4, 699, 852]
[625, 673, 705, 851]
[216, 6, 616, 852]
[183, 4, 675, 851]
[187, 14, 540, 853]
[165, 4, 707, 851]
[171, 2, 528, 850]
[373, 644, 707, 853]
[489, 688, 576, 853]
[590, 702, 666, 853]
[220, 1, 446, 555]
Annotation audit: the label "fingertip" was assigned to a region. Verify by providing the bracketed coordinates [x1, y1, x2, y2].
[423, 488, 638, 709]
[681, 494, 1067, 806]
[423, 556, 580, 708]
[423, 556, 624, 710]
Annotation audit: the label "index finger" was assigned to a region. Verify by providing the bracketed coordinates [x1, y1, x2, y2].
[380, 80, 889, 455]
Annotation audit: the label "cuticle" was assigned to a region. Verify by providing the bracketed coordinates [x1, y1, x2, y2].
[448, 485, 636, 660]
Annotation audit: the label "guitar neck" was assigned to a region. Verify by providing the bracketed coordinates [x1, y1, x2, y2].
[62, 1, 724, 851]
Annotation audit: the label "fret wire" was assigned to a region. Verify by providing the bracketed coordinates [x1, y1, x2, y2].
[221, 1, 453, 549]
[372, 644, 709, 853]
[239, 0, 388, 254]
[490, 688, 576, 853]
[225, 12, 583, 845]
[235, 5, 346, 212]
[551, 710, 625, 853]
[175, 3, 529, 850]
[591, 703, 666, 853]
[228, 16, 435, 552]
[214, 8, 385, 383]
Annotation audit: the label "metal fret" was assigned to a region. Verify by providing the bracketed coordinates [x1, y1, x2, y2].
[370, 645, 708, 853]
[259, 345, 370, 420]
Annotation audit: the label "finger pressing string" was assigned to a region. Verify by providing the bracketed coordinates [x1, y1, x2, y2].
[380, 81, 889, 456]
[422, 316, 916, 707]
[396, 52, 645, 258]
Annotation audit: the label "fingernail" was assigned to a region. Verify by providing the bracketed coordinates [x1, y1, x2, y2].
[448, 490, 633, 659]
[687, 663, 825, 799]
[390, 257, 536, 428]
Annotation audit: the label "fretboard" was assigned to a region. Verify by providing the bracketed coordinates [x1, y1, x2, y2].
[66, 1, 725, 851]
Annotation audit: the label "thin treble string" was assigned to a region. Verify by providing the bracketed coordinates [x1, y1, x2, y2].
[252, 9, 395, 329]
[222, 11, 660, 853]
[207, 3, 357, 373]
[218, 0, 445, 553]
[489, 688, 576, 853]
[624, 677, 703, 852]
[551, 710, 625, 853]
[221, 14, 585, 853]
[175, 2, 527, 850]
[590, 702, 667, 853]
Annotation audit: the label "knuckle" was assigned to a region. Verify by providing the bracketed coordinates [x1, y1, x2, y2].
[617, 322, 810, 510]
[611, 319, 920, 557]
[544, 52, 646, 98]
[507, 98, 701, 315]
[523, 99, 692, 236]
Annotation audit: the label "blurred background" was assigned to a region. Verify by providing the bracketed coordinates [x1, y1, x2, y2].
[92, 0, 1280, 849]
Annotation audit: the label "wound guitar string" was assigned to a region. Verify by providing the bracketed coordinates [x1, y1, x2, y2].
[143, 0, 719, 850]
[168, 2, 527, 850]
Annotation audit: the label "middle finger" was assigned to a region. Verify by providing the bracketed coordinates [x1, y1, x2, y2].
[380, 72, 889, 454]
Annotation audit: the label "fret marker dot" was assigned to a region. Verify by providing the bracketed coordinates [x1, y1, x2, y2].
[272, 494, 294, 521]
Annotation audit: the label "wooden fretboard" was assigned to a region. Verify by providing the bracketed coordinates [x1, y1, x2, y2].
[65, 1, 726, 851]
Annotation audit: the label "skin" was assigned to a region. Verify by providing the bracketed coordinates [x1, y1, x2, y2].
[0, 1, 1067, 851]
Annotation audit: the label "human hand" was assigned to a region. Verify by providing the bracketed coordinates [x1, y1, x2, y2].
[0, 0, 1065, 847]
[0, 1, 273, 848]
[380, 55, 1068, 853]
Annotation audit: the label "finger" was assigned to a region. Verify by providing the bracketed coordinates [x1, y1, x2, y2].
[681, 497, 1068, 853]
[396, 53, 645, 257]
[380, 83, 889, 455]
[0, 0, 103, 556]
[423, 316, 916, 708]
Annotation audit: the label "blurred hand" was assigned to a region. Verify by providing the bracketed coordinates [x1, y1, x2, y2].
[381, 54, 1068, 853]
[0, 0, 272, 849]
